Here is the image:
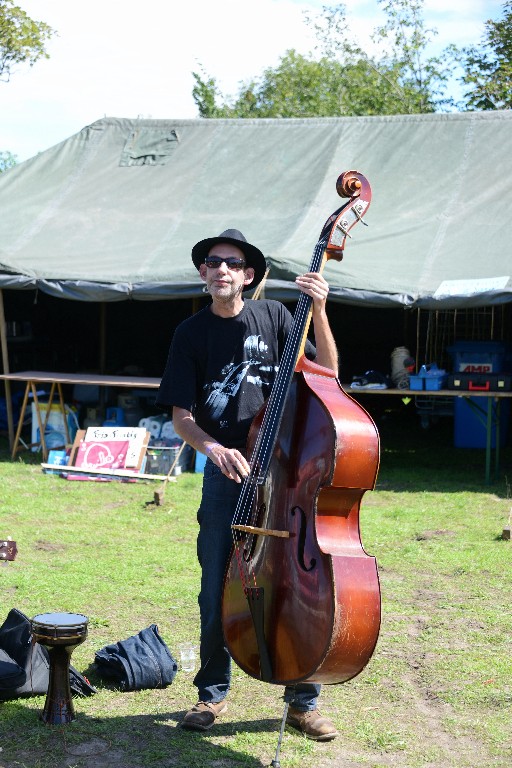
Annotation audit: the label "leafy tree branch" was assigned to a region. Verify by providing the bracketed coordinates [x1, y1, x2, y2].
[0, 0, 55, 82]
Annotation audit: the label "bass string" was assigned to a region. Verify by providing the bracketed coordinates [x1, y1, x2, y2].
[243, 238, 327, 477]
[235, 236, 326, 487]
[229, 237, 328, 583]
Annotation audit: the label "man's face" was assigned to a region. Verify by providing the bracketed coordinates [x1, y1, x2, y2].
[199, 242, 254, 301]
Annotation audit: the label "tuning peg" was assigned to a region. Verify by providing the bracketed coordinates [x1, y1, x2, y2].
[353, 203, 369, 226]
[336, 219, 352, 238]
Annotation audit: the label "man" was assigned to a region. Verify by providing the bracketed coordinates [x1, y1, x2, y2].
[156, 229, 338, 741]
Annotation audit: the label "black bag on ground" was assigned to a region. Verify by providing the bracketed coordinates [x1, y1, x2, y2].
[0, 608, 97, 700]
[94, 624, 177, 691]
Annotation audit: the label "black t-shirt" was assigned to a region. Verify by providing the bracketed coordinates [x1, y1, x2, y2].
[156, 299, 316, 449]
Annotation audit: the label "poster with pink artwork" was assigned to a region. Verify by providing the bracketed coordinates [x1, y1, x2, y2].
[74, 440, 130, 470]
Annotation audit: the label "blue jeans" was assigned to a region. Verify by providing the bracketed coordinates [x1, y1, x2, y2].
[193, 459, 321, 711]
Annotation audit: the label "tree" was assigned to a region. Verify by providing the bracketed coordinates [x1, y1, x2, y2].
[0, 150, 17, 171]
[0, 0, 55, 82]
[192, 0, 457, 118]
[458, 1, 512, 110]
[365, 0, 454, 112]
[194, 52, 374, 119]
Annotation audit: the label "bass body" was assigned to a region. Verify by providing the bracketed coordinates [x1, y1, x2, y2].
[222, 355, 380, 684]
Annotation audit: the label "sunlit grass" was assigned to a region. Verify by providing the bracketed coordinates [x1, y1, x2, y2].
[1, 412, 511, 767]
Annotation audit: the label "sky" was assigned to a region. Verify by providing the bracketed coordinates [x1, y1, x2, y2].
[0, 0, 505, 163]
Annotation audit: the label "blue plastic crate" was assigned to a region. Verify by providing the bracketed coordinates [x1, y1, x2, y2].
[409, 364, 447, 391]
[409, 375, 424, 390]
[195, 451, 207, 473]
[448, 341, 506, 374]
[425, 374, 448, 390]
[454, 397, 510, 449]
[44, 449, 69, 474]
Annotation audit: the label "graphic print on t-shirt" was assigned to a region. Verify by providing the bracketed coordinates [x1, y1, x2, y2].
[204, 334, 278, 420]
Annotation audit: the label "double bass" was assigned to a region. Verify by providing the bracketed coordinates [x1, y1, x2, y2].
[222, 170, 380, 686]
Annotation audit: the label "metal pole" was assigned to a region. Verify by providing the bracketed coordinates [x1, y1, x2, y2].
[0, 289, 14, 451]
[270, 701, 289, 768]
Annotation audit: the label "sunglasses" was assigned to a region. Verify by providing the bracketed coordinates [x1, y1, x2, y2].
[204, 256, 246, 271]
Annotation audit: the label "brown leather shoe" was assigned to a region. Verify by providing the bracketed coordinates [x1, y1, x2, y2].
[181, 700, 228, 731]
[286, 706, 338, 741]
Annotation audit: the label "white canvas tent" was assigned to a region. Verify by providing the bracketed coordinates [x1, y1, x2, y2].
[1, 112, 511, 446]
[1, 111, 511, 309]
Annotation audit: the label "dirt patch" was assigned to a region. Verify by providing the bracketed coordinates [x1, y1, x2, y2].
[415, 529, 456, 540]
[34, 539, 67, 551]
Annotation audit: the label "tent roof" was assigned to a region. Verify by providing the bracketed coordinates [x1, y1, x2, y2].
[1, 112, 511, 308]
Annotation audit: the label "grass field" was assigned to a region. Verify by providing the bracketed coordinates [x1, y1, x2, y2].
[0, 407, 511, 768]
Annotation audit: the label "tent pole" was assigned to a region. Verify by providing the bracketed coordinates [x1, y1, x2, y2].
[99, 302, 106, 374]
[415, 308, 420, 370]
[97, 302, 107, 415]
[0, 289, 14, 451]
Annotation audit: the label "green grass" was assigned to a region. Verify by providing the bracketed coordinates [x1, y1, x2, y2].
[0, 409, 511, 768]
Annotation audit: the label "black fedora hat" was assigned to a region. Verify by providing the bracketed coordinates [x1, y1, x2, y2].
[191, 229, 267, 292]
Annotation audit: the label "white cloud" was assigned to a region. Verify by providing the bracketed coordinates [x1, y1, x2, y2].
[0, 0, 504, 162]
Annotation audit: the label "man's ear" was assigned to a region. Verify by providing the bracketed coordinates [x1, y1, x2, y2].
[199, 264, 208, 282]
[243, 267, 255, 288]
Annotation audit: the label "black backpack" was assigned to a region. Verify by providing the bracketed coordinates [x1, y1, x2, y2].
[0, 608, 96, 700]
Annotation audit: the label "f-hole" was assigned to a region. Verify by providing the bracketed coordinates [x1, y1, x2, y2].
[291, 506, 316, 572]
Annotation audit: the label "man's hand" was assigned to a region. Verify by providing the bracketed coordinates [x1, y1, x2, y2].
[295, 272, 338, 373]
[295, 272, 329, 307]
[205, 442, 251, 483]
[172, 407, 251, 483]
